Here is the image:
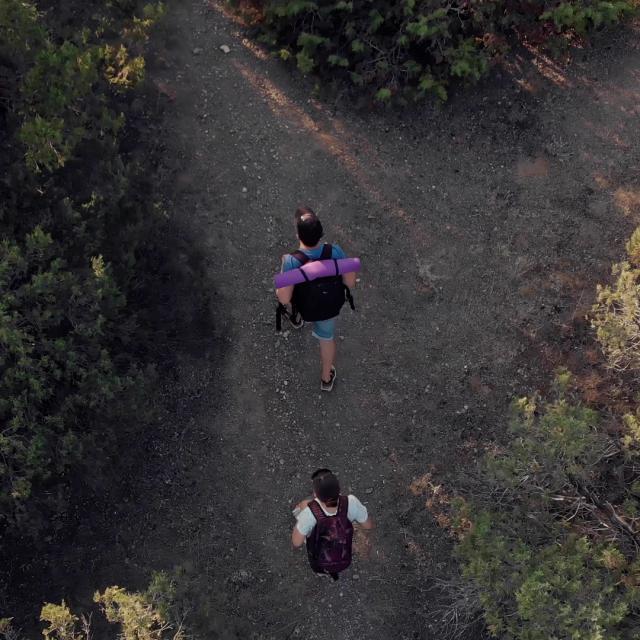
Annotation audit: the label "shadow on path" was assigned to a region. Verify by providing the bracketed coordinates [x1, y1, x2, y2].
[80, 7, 640, 640]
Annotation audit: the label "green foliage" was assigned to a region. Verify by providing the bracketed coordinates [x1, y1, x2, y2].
[296, 50, 315, 73]
[542, 0, 634, 33]
[622, 410, 640, 455]
[405, 8, 448, 41]
[19, 116, 70, 172]
[0, 226, 141, 512]
[103, 44, 146, 89]
[0, 1, 45, 65]
[417, 72, 447, 101]
[14, 32, 144, 172]
[34, 574, 185, 640]
[455, 381, 640, 639]
[447, 39, 488, 82]
[375, 87, 392, 102]
[96, 586, 174, 640]
[258, 0, 636, 102]
[592, 225, 640, 372]
[459, 520, 631, 639]
[123, 3, 167, 42]
[327, 54, 349, 68]
[490, 393, 602, 491]
[0, 0, 187, 534]
[41, 602, 81, 640]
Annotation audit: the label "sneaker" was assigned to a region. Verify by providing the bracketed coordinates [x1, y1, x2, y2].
[320, 366, 336, 392]
[314, 571, 339, 581]
[288, 310, 304, 330]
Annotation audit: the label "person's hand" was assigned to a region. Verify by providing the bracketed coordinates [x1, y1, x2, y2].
[295, 498, 311, 512]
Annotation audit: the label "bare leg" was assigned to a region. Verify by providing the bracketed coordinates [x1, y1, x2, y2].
[319, 339, 336, 382]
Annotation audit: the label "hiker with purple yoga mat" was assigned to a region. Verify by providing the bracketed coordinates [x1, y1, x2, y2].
[275, 206, 357, 392]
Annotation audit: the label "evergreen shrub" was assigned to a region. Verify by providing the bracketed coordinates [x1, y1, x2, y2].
[454, 379, 640, 639]
[253, 0, 636, 101]
[0, 0, 198, 533]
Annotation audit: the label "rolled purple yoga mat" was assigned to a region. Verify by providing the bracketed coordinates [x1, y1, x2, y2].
[274, 258, 361, 288]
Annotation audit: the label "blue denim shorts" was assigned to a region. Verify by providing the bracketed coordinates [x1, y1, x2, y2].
[312, 317, 336, 341]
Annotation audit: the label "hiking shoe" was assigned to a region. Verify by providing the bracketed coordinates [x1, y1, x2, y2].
[320, 366, 336, 392]
[314, 571, 339, 580]
[288, 310, 304, 330]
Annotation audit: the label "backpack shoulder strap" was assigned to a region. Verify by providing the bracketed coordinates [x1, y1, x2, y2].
[290, 250, 310, 265]
[320, 243, 333, 260]
[308, 500, 326, 522]
[337, 495, 349, 517]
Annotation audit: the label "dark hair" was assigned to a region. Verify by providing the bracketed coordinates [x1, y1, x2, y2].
[312, 468, 340, 507]
[295, 206, 323, 247]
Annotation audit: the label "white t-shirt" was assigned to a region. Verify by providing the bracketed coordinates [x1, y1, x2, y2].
[295, 495, 368, 537]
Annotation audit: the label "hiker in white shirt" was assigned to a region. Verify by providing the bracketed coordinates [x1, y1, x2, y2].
[291, 469, 373, 580]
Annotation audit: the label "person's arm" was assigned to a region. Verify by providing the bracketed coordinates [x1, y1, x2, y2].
[291, 526, 306, 548]
[293, 497, 312, 515]
[276, 285, 294, 305]
[342, 272, 356, 289]
[349, 495, 373, 530]
[334, 244, 356, 289]
[291, 505, 314, 549]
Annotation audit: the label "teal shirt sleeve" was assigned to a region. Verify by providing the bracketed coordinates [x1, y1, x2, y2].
[282, 254, 300, 272]
[332, 244, 347, 260]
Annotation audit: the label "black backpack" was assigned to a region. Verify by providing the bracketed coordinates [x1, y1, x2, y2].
[289, 244, 353, 322]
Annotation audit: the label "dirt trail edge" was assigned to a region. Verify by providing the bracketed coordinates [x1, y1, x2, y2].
[96, 5, 639, 639]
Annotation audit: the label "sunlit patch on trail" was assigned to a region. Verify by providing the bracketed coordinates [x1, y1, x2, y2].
[516, 155, 550, 179]
[408, 473, 470, 536]
[231, 60, 419, 233]
[353, 527, 376, 559]
[231, 58, 463, 291]
[236, 36, 270, 61]
[208, 0, 472, 290]
[591, 81, 640, 115]
[502, 50, 572, 93]
[206, 0, 248, 26]
[522, 44, 573, 88]
[593, 173, 612, 189]
[614, 187, 640, 219]
[409, 473, 434, 496]
[207, 1, 270, 60]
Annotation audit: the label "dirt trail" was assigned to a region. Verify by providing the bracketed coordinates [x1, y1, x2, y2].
[78, 5, 640, 639]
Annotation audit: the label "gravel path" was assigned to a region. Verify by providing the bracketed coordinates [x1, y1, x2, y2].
[100, 7, 640, 639]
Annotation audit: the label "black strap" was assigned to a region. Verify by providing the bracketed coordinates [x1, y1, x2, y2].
[345, 286, 355, 311]
[291, 250, 310, 265]
[320, 243, 333, 260]
[276, 303, 286, 332]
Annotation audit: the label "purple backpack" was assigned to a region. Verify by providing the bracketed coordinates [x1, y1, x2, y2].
[306, 495, 354, 575]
